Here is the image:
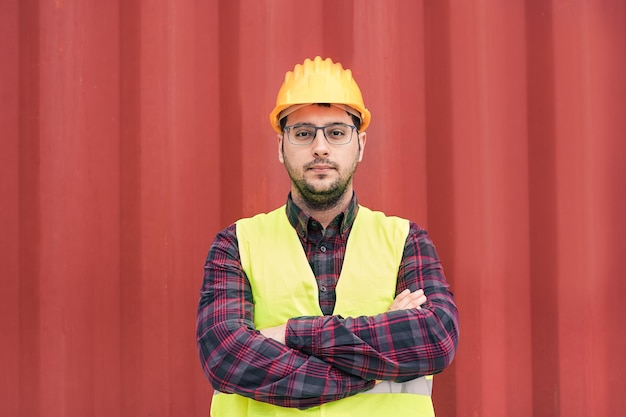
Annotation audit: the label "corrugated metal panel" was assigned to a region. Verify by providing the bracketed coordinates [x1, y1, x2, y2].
[1, 0, 624, 416]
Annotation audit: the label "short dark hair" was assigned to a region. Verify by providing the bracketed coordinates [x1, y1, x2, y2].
[279, 103, 362, 131]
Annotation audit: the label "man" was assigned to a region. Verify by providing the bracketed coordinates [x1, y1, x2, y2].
[197, 56, 459, 416]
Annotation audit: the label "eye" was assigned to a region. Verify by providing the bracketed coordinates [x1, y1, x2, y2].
[327, 128, 346, 137]
[295, 130, 312, 138]
[292, 127, 315, 138]
[325, 124, 349, 138]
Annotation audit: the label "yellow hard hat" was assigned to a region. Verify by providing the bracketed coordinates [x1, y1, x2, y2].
[269, 56, 371, 133]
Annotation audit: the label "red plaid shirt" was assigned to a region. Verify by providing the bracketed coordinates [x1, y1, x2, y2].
[196, 194, 459, 409]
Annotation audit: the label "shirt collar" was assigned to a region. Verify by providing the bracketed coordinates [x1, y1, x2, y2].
[286, 192, 359, 239]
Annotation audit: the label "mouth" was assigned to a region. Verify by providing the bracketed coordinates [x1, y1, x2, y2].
[307, 165, 336, 178]
[305, 160, 336, 173]
[308, 165, 334, 171]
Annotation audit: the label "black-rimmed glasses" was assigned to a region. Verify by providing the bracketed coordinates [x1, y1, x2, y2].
[283, 123, 357, 145]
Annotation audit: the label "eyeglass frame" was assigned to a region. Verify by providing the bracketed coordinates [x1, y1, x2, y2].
[282, 122, 359, 146]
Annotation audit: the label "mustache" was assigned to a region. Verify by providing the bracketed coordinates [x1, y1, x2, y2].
[304, 159, 337, 170]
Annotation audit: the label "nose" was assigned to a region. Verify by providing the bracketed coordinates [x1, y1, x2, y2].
[311, 129, 329, 157]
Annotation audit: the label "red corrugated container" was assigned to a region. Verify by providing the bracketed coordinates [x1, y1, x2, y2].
[1, 1, 624, 416]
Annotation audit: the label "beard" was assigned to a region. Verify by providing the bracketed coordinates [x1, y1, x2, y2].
[283, 154, 359, 211]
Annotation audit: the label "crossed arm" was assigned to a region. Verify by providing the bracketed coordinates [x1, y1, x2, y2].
[196, 223, 459, 409]
[261, 288, 427, 343]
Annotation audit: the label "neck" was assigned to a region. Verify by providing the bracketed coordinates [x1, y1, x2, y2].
[292, 189, 353, 229]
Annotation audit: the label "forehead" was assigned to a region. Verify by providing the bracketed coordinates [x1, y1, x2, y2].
[286, 104, 353, 125]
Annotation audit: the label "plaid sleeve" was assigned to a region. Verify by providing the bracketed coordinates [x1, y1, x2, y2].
[285, 222, 459, 381]
[196, 224, 375, 409]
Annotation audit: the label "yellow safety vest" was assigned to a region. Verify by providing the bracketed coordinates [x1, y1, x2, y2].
[211, 206, 435, 416]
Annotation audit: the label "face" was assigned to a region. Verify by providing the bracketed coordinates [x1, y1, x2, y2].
[278, 104, 367, 210]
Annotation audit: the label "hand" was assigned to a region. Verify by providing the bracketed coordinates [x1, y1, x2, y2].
[387, 289, 426, 312]
[260, 324, 287, 345]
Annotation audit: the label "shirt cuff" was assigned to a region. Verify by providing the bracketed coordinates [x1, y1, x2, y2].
[285, 316, 321, 355]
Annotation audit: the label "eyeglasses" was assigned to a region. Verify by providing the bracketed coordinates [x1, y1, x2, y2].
[283, 123, 358, 146]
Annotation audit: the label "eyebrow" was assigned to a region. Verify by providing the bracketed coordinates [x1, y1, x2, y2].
[290, 122, 348, 127]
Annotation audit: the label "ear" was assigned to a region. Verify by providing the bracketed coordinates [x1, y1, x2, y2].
[357, 131, 367, 162]
[277, 133, 285, 163]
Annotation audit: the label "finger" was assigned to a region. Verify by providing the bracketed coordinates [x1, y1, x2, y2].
[398, 288, 423, 301]
[395, 289, 412, 302]
[411, 294, 427, 308]
[402, 290, 424, 304]
[391, 299, 410, 311]
[389, 289, 425, 311]
[397, 291, 427, 310]
[387, 289, 410, 311]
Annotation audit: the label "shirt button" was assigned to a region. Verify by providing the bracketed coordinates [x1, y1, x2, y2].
[320, 246, 326, 252]
[320, 286, 327, 292]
